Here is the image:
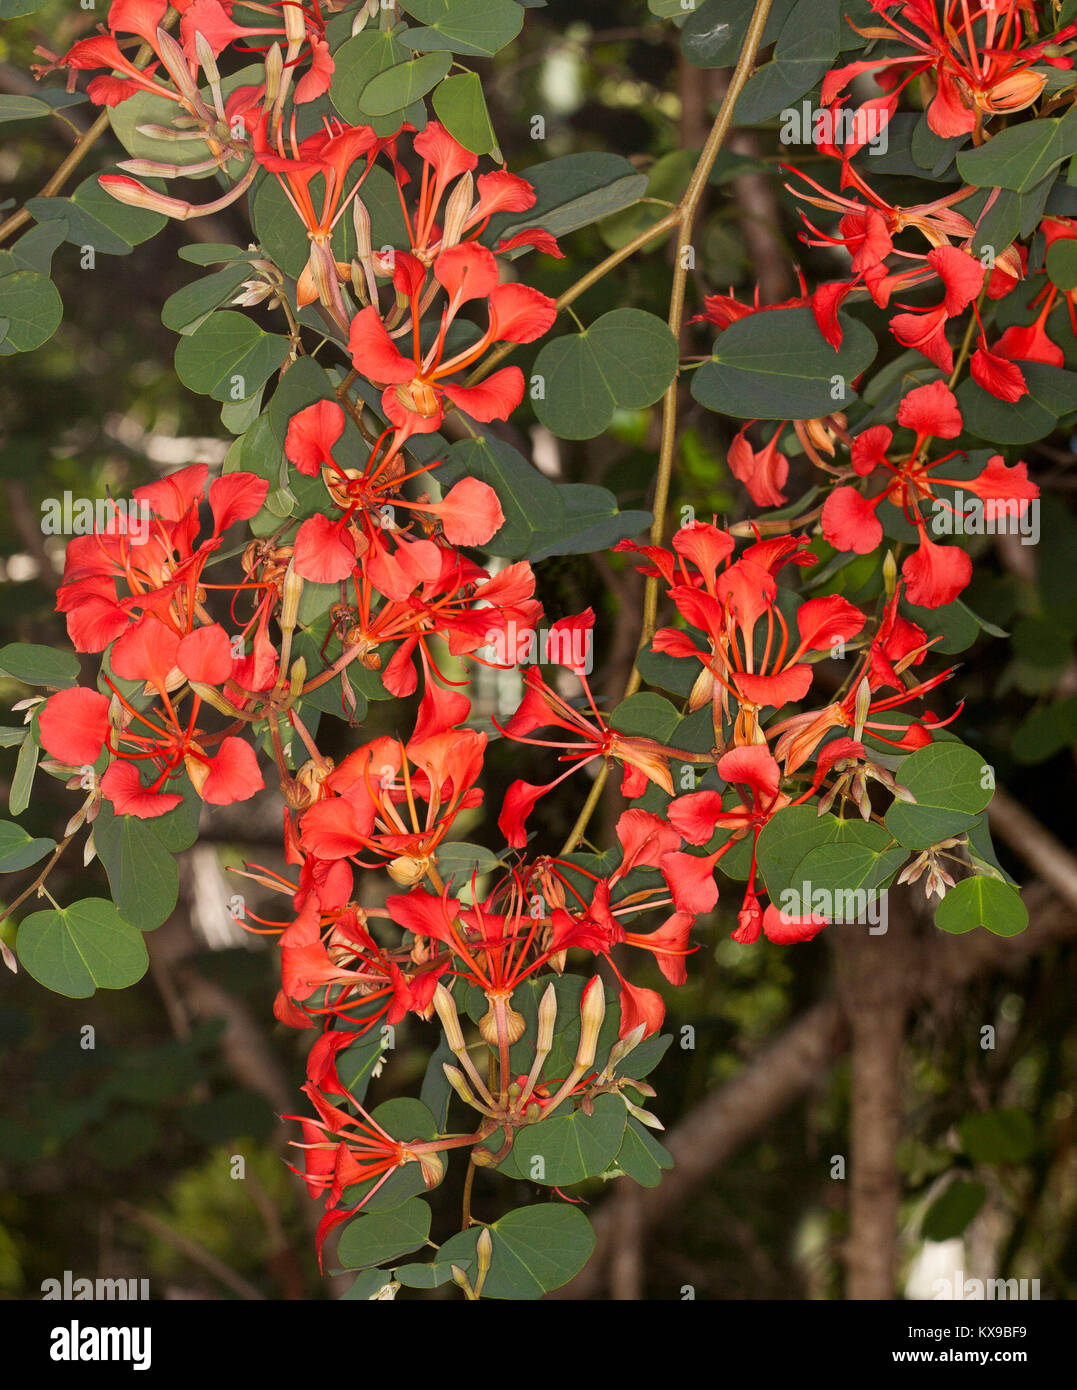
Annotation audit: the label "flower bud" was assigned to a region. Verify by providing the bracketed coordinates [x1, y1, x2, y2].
[433, 983, 466, 1053]
[575, 975, 606, 1070]
[536, 983, 557, 1055]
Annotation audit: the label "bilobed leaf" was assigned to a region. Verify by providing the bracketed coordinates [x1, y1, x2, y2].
[174, 311, 288, 402]
[400, 0, 524, 57]
[436, 841, 502, 884]
[692, 308, 876, 420]
[0, 820, 55, 873]
[335, 1197, 431, 1270]
[432, 72, 497, 154]
[956, 364, 1077, 445]
[0, 643, 80, 688]
[93, 806, 179, 931]
[16, 899, 149, 998]
[787, 840, 906, 905]
[0, 92, 86, 122]
[934, 876, 1028, 937]
[532, 308, 679, 439]
[611, 692, 682, 743]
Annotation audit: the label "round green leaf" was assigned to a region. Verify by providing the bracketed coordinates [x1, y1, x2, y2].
[884, 742, 994, 850]
[532, 308, 679, 440]
[16, 899, 149, 998]
[935, 876, 1028, 937]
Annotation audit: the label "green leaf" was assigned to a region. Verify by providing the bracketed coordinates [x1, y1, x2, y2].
[336, 1197, 431, 1270]
[956, 363, 1077, 445]
[957, 110, 1077, 192]
[432, 72, 497, 154]
[447, 1203, 595, 1298]
[0, 643, 80, 688]
[681, 0, 754, 68]
[0, 269, 62, 353]
[439, 435, 564, 559]
[400, 0, 524, 58]
[162, 260, 253, 335]
[436, 841, 502, 885]
[340, 1098, 440, 1213]
[692, 308, 876, 420]
[934, 876, 1028, 937]
[735, 0, 841, 124]
[28, 173, 167, 255]
[359, 52, 453, 116]
[16, 899, 149, 998]
[93, 806, 179, 931]
[174, 311, 287, 402]
[611, 692, 682, 743]
[484, 153, 648, 250]
[756, 806, 892, 898]
[921, 1179, 986, 1241]
[0, 821, 55, 873]
[0, 91, 87, 123]
[884, 742, 994, 851]
[614, 1116, 674, 1187]
[785, 840, 906, 907]
[329, 30, 424, 134]
[1046, 237, 1077, 291]
[529, 485, 650, 561]
[504, 1093, 627, 1185]
[532, 308, 679, 439]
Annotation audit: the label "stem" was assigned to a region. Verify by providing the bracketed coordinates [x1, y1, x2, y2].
[558, 0, 775, 855]
[0, 829, 77, 925]
[0, 111, 111, 245]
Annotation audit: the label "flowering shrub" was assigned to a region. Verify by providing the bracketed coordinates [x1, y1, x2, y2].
[1, 0, 1073, 1297]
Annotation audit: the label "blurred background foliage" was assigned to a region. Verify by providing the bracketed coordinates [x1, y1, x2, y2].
[2, 0, 1077, 1300]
